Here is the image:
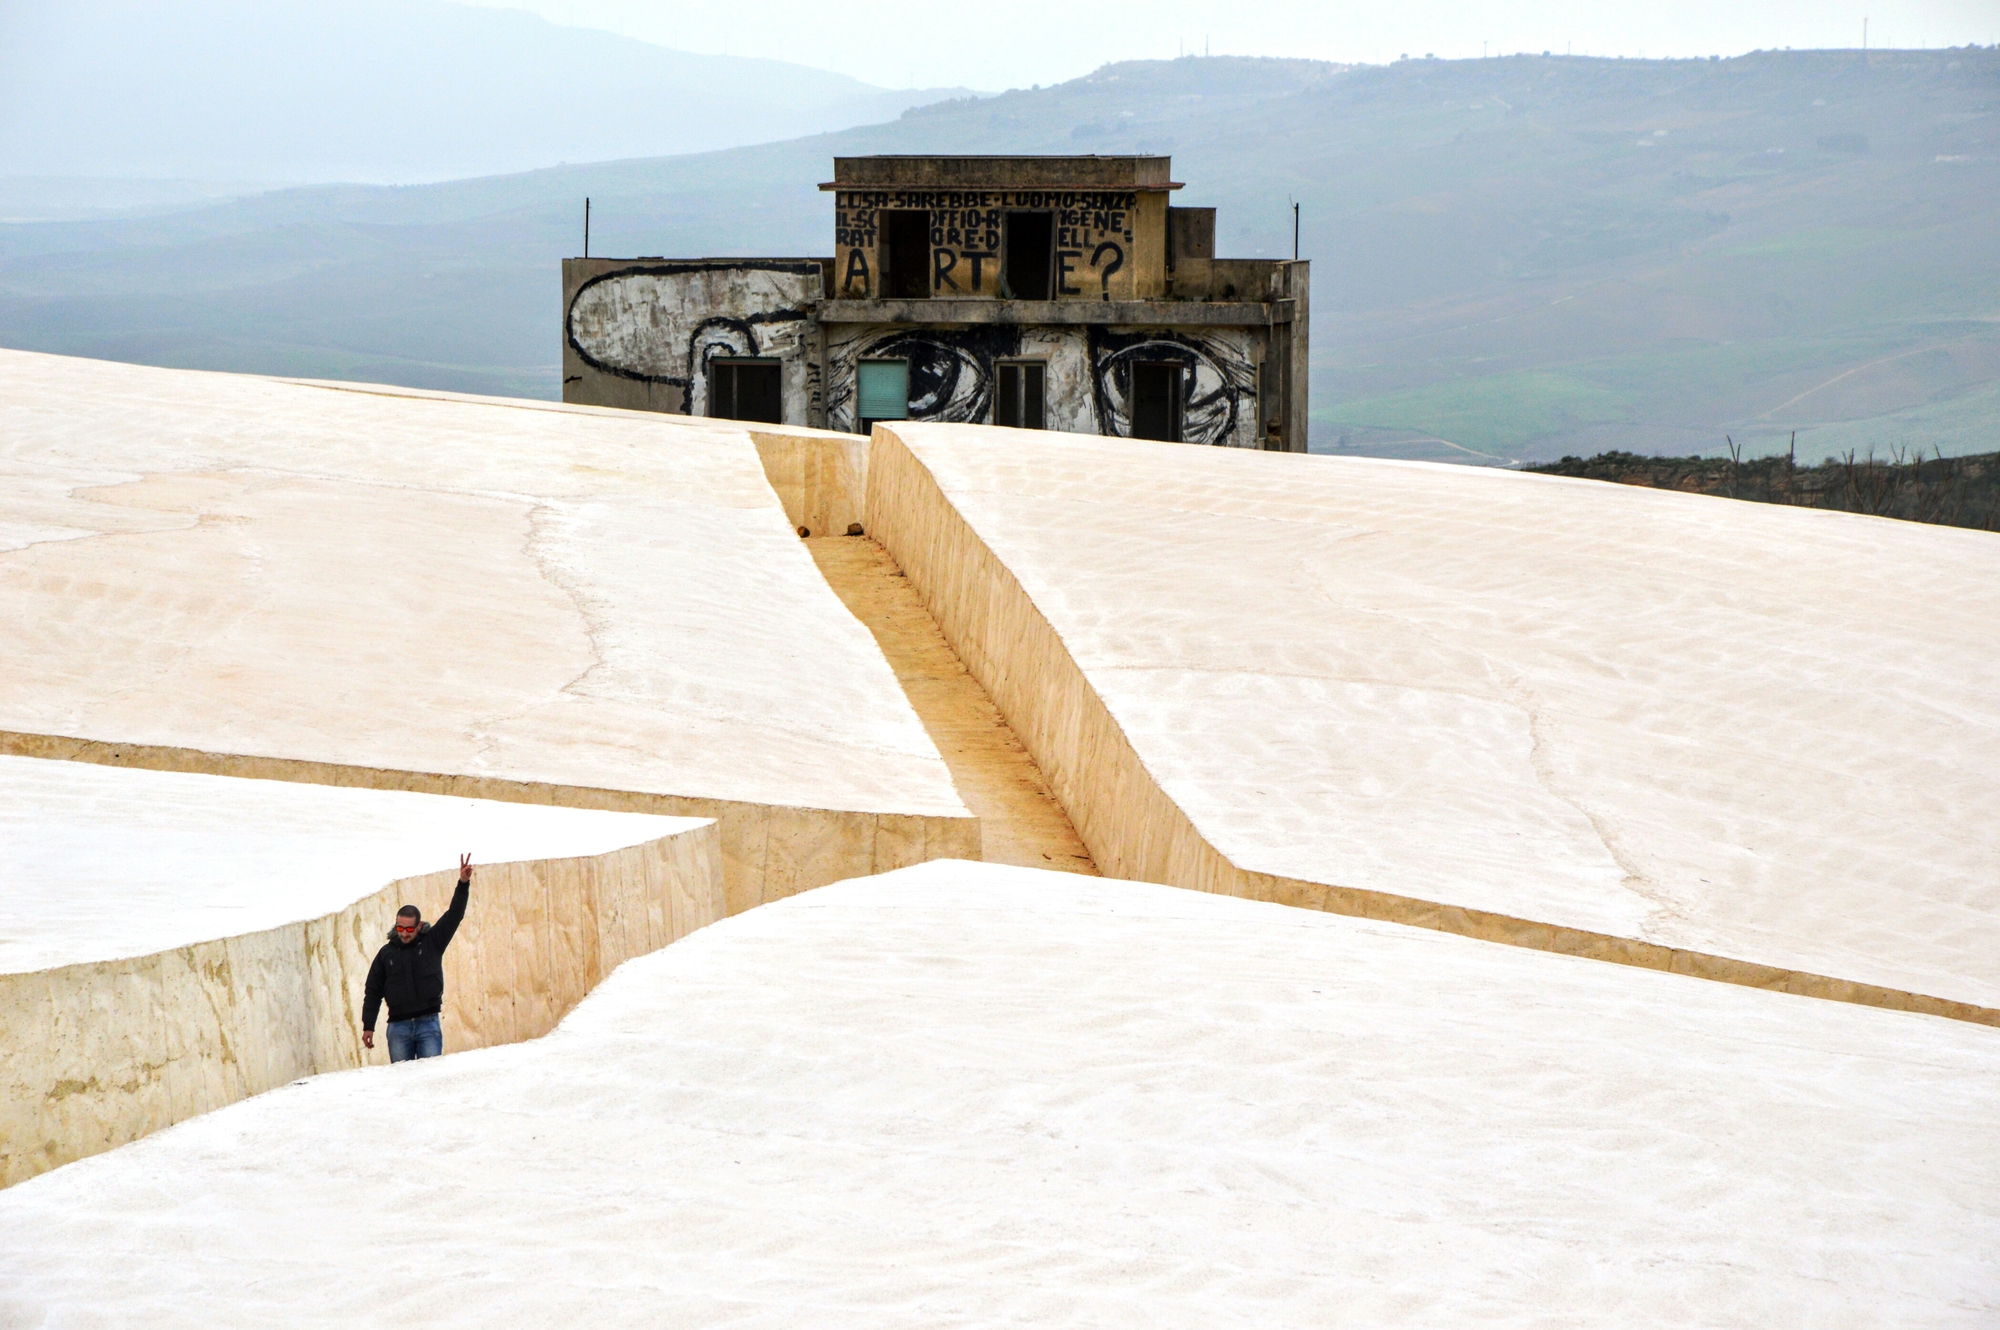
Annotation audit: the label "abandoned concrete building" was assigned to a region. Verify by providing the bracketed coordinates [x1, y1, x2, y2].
[561, 155, 1309, 449]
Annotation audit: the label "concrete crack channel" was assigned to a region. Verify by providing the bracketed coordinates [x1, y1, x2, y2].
[805, 534, 1097, 877]
[749, 425, 1094, 878]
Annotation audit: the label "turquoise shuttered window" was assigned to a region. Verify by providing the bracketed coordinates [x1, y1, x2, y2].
[857, 359, 909, 423]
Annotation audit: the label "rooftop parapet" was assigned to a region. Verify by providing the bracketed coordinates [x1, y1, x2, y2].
[823, 155, 1181, 191]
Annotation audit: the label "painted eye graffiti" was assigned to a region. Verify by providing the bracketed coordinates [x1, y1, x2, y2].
[686, 318, 757, 416]
[564, 265, 814, 387]
[689, 319, 756, 368]
[843, 329, 1024, 426]
[906, 342, 988, 422]
[1088, 331, 1257, 446]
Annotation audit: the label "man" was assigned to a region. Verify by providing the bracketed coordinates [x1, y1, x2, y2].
[361, 854, 472, 1062]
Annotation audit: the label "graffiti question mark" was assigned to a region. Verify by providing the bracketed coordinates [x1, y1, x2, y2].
[1092, 241, 1124, 296]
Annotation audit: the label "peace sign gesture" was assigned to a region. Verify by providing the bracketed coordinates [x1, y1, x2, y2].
[458, 853, 473, 884]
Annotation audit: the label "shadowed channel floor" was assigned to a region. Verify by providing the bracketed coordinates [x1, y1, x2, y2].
[807, 536, 1096, 877]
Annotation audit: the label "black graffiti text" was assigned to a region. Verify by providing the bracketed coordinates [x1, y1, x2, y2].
[930, 208, 1001, 251]
[1091, 242, 1124, 295]
[931, 249, 998, 294]
[833, 204, 877, 250]
[836, 189, 1138, 213]
[843, 248, 871, 297]
[1056, 250, 1083, 296]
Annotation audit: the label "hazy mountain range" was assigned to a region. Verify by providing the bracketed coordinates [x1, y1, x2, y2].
[0, 40, 1995, 464]
[0, 0, 974, 190]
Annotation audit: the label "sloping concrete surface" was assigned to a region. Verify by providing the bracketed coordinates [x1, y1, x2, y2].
[869, 425, 2000, 1016]
[0, 861, 1993, 1326]
[806, 535, 1095, 876]
[0, 351, 976, 911]
[0, 755, 720, 1185]
[0, 754, 705, 974]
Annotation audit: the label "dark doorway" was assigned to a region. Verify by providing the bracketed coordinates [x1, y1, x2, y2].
[995, 362, 1046, 429]
[1004, 211, 1054, 300]
[1129, 362, 1183, 441]
[708, 358, 783, 423]
[882, 210, 931, 299]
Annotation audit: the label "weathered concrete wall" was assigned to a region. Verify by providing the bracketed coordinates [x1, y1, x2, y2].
[750, 429, 868, 538]
[824, 323, 1264, 447]
[1, 821, 724, 1188]
[864, 425, 2000, 1028]
[1274, 260, 1310, 452]
[0, 731, 978, 922]
[562, 259, 826, 423]
[803, 537, 1098, 877]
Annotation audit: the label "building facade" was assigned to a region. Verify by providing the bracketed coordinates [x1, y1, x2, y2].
[562, 155, 1309, 449]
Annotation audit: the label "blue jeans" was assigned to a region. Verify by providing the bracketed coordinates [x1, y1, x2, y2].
[386, 1014, 442, 1063]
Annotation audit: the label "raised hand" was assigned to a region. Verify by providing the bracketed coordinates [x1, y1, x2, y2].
[459, 853, 473, 883]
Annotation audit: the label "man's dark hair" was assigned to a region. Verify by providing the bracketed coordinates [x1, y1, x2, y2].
[397, 905, 421, 921]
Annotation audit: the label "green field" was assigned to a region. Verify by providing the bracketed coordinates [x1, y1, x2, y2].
[1779, 378, 2000, 464]
[1318, 372, 1631, 458]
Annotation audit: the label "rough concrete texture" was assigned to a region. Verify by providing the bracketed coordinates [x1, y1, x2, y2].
[0, 351, 976, 914]
[806, 536, 1095, 876]
[1, 861, 1994, 1326]
[751, 428, 869, 539]
[868, 425, 2000, 1021]
[0, 754, 720, 1187]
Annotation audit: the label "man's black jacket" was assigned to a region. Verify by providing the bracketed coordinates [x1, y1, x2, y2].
[362, 880, 468, 1031]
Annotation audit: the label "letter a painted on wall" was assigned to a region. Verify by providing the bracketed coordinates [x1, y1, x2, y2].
[844, 249, 871, 297]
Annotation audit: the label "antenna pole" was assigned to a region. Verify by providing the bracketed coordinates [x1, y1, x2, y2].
[1293, 202, 1300, 261]
[584, 197, 591, 259]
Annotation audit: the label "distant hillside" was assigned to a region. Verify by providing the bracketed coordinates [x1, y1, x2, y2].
[0, 0, 973, 184]
[1288, 50, 2000, 464]
[0, 49, 1996, 464]
[0, 179, 292, 226]
[1527, 449, 2000, 531]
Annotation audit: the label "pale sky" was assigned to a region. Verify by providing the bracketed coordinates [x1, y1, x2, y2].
[471, 0, 2000, 90]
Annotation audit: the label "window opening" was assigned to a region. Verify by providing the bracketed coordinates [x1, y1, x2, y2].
[1003, 211, 1054, 300]
[708, 358, 783, 424]
[1129, 362, 1183, 442]
[995, 361, 1047, 430]
[856, 359, 910, 433]
[881, 210, 931, 299]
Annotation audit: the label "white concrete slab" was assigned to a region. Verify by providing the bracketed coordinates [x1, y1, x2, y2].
[0, 753, 725, 1186]
[879, 428, 2000, 1011]
[0, 754, 706, 974]
[2, 861, 1994, 1326]
[0, 350, 962, 820]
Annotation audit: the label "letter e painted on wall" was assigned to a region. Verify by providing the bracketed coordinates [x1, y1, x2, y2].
[1057, 250, 1083, 296]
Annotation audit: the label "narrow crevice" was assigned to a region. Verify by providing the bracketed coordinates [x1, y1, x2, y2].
[804, 535, 1097, 877]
